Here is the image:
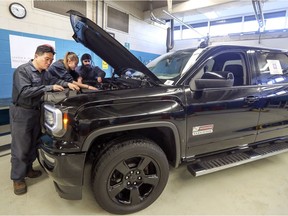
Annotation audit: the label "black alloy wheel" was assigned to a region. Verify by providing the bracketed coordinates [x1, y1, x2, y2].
[91, 138, 169, 214]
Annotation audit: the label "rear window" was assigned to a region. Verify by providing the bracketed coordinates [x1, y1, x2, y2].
[255, 51, 288, 85]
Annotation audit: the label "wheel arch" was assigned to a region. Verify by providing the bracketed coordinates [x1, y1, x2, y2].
[82, 121, 181, 167]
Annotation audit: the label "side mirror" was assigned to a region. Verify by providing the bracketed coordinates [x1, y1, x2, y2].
[193, 71, 234, 89]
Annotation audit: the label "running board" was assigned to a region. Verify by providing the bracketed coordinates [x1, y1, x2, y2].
[187, 141, 288, 177]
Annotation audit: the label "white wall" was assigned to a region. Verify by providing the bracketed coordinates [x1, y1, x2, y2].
[0, 0, 167, 55]
[0, 0, 75, 40]
[109, 15, 167, 55]
[2, 1, 288, 56]
[104, 1, 167, 55]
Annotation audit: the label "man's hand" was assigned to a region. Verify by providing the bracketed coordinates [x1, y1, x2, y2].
[68, 83, 80, 91]
[52, 84, 65, 91]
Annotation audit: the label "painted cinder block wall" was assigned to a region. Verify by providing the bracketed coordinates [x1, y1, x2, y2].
[0, 0, 167, 101]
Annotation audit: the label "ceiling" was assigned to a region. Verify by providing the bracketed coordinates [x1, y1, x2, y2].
[123, 0, 288, 25]
[141, 0, 188, 11]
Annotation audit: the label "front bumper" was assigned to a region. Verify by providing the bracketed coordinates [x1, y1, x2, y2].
[38, 145, 86, 200]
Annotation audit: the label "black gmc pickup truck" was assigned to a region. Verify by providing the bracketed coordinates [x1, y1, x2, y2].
[39, 10, 288, 214]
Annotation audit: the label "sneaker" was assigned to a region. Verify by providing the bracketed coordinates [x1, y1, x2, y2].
[13, 180, 27, 195]
[26, 169, 42, 178]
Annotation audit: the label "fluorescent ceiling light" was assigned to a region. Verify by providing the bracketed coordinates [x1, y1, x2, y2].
[204, 11, 218, 19]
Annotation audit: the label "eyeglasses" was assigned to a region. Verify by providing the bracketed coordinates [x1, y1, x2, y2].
[83, 60, 91, 63]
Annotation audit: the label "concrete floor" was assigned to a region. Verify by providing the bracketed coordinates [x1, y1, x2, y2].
[0, 148, 288, 215]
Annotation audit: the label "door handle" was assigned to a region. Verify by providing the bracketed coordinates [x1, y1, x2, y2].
[244, 96, 259, 103]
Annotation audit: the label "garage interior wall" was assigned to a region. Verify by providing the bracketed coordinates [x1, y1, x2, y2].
[2, 0, 288, 102]
[0, 0, 166, 102]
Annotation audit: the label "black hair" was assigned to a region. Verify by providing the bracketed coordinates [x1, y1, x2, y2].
[35, 44, 55, 55]
[81, 53, 92, 62]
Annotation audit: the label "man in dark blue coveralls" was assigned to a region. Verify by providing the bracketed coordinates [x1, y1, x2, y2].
[10, 44, 79, 195]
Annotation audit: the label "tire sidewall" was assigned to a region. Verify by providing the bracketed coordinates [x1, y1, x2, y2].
[92, 140, 169, 214]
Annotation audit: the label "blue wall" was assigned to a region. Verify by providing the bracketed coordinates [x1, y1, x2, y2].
[0, 28, 159, 102]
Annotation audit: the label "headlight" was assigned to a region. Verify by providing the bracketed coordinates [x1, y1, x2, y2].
[44, 109, 55, 127]
[44, 104, 65, 137]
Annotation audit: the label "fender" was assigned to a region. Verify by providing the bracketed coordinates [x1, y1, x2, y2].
[82, 121, 182, 167]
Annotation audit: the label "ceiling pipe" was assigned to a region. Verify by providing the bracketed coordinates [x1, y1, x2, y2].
[167, 0, 172, 13]
[166, 19, 174, 52]
[102, 0, 105, 29]
[150, 12, 167, 25]
[162, 9, 204, 38]
[252, 0, 265, 32]
[252, 0, 265, 44]
[149, 1, 166, 25]
[95, 0, 98, 25]
[163, 9, 210, 48]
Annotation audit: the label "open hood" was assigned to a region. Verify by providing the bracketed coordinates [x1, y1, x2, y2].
[68, 10, 161, 84]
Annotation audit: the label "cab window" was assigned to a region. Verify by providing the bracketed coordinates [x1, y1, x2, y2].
[189, 51, 246, 90]
[255, 51, 288, 85]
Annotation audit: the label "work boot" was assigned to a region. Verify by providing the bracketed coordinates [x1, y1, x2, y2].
[13, 180, 27, 195]
[26, 169, 42, 178]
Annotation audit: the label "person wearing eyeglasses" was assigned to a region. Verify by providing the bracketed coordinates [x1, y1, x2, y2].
[46, 52, 97, 90]
[76, 53, 106, 88]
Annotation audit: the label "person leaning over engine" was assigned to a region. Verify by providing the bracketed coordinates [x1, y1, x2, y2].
[10, 44, 79, 196]
[47, 51, 97, 90]
[75, 53, 106, 87]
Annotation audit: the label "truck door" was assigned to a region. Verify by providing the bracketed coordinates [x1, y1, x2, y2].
[253, 50, 288, 142]
[185, 50, 261, 156]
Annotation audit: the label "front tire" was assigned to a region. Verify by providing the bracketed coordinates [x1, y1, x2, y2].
[91, 138, 169, 214]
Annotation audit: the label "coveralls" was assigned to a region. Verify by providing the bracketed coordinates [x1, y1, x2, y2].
[10, 60, 68, 182]
[47, 59, 79, 83]
[75, 65, 106, 86]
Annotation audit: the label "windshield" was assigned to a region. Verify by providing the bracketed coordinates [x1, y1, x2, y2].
[146, 49, 199, 84]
